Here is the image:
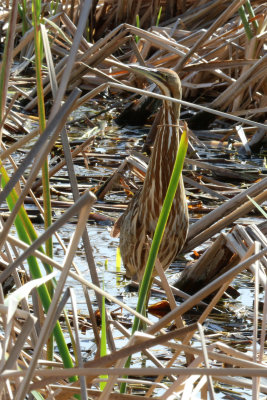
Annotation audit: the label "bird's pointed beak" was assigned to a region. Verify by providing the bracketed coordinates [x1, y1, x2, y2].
[129, 64, 160, 82]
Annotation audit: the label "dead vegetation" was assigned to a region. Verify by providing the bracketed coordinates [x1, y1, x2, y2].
[0, 0, 267, 399]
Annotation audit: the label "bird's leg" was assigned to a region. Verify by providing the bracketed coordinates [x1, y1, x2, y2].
[155, 259, 185, 331]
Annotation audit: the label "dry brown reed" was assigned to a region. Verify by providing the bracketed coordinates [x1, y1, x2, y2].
[0, 0, 266, 399]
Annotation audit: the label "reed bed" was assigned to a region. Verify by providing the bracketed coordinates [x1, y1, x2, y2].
[0, 0, 266, 399]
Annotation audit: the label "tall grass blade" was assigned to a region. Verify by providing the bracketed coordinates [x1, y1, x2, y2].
[32, 0, 53, 261]
[238, 4, 253, 39]
[120, 125, 188, 393]
[18, 0, 29, 35]
[100, 282, 108, 390]
[247, 195, 267, 218]
[50, 0, 60, 16]
[245, 0, 259, 31]
[0, 167, 78, 382]
[156, 6, 162, 27]
[135, 15, 140, 42]
[32, 0, 54, 359]
[116, 247, 121, 285]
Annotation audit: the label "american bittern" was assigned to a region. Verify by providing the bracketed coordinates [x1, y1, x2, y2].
[113, 66, 188, 282]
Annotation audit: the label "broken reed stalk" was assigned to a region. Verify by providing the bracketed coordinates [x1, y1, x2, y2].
[0, 89, 81, 252]
[5, 366, 267, 381]
[146, 245, 267, 335]
[31, 132, 97, 191]
[77, 80, 267, 131]
[186, 190, 266, 251]
[185, 179, 267, 251]
[3, 233, 153, 327]
[175, 0, 247, 70]
[15, 190, 96, 398]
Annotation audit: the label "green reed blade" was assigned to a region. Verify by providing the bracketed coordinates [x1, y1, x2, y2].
[239, 4, 253, 40]
[120, 126, 188, 393]
[100, 282, 108, 390]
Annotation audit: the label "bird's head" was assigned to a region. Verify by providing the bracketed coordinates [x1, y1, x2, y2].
[130, 65, 182, 100]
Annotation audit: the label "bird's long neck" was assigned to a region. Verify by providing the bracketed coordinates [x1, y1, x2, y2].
[140, 99, 182, 212]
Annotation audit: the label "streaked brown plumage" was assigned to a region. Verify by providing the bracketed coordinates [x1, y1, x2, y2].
[114, 66, 188, 281]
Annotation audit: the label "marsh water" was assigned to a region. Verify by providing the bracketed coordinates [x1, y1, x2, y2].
[9, 102, 266, 399]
